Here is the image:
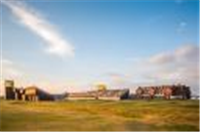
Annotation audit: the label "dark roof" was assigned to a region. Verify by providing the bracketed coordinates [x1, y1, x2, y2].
[68, 89, 129, 98]
[97, 89, 129, 97]
[24, 86, 52, 96]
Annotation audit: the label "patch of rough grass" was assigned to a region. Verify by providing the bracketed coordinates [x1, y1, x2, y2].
[0, 100, 199, 131]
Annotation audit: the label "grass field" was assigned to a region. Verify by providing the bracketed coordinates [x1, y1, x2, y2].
[0, 99, 199, 131]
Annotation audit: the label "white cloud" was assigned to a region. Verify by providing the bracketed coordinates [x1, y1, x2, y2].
[0, 58, 24, 96]
[148, 52, 174, 65]
[148, 45, 199, 66]
[175, 44, 199, 62]
[147, 45, 198, 63]
[1, 0, 74, 58]
[106, 45, 199, 94]
[137, 45, 199, 94]
[1, 58, 23, 78]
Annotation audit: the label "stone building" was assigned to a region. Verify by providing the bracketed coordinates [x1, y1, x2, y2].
[135, 84, 191, 99]
[4, 80, 54, 101]
[22, 86, 54, 101]
[5, 80, 15, 100]
[67, 89, 130, 101]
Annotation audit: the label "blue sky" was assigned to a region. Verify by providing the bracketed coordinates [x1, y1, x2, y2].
[1, 0, 199, 94]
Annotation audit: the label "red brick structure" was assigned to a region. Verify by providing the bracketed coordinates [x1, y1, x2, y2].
[135, 84, 191, 99]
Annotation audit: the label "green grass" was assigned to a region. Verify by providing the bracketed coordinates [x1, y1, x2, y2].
[0, 99, 199, 131]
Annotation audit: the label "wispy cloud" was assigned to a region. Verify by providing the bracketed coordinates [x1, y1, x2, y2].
[1, 0, 74, 58]
[1, 58, 23, 78]
[105, 45, 199, 94]
[135, 44, 199, 93]
[148, 52, 174, 65]
[0, 58, 21, 95]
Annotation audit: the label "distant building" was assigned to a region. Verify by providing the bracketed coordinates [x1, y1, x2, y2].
[96, 89, 129, 100]
[135, 84, 191, 99]
[13, 88, 24, 100]
[4, 80, 54, 101]
[5, 80, 15, 100]
[67, 89, 130, 101]
[22, 86, 54, 101]
[4, 80, 193, 101]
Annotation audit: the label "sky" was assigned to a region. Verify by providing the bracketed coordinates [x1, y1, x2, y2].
[0, 0, 199, 95]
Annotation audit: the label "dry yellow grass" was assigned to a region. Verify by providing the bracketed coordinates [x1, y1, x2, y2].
[0, 99, 199, 131]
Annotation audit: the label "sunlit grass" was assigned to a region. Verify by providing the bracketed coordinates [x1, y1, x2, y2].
[0, 99, 199, 131]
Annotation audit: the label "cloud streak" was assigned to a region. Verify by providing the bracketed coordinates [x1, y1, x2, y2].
[0, 58, 22, 95]
[135, 44, 199, 94]
[1, 0, 74, 58]
[1, 58, 23, 78]
[105, 45, 199, 94]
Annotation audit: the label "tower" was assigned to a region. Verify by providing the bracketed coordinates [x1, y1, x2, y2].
[5, 80, 15, 100]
